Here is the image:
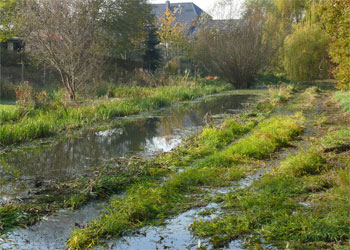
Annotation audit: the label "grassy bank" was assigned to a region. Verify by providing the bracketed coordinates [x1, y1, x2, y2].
[191, 130, 349, 249]
[190, 89, 350, 249]
[0, 113, 257, 234]
[0, 81, 230, 146]
[334, 91, 350, 112]
[67, 113, 305, 249]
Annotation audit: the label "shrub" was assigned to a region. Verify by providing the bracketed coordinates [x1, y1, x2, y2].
[320, 0, 350, 89]
[284, 24, 329, 81]
[0, 82, 16, 100]
[14, 82, 36, 108]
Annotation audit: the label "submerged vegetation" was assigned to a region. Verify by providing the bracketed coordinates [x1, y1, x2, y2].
[0, 80, 230, 145]
[67, 112, 305, 249]
[0, 0, 349, 248]
[0, 80, 349, 250]
[191, 133, 349, 249]
[189, 87, 350, 249]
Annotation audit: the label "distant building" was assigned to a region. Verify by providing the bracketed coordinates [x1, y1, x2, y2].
[151, 1, 209, 37]
[0, 38, 24, 52]
[151, 1, 240, 38]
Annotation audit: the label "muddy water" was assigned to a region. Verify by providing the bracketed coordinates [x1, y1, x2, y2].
[109, 173, 264, 250]
[0, 202, 105, 250]
[0, 93, 254, 201]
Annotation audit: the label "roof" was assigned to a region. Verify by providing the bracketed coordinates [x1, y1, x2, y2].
[188, 18, 241, 38]
[151, 2, 208, 32]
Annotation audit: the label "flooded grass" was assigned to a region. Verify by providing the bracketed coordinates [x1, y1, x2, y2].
[191, 139, 349, 249]
[0, 157, 172, 234]
[0, 82, 231, 146]
[190, 90, 350, 250]
[67, 114, 305, 249]
[4, 83, 348, 250]
[159, 117, 260, 167]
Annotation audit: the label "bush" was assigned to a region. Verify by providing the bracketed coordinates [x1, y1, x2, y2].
[0, 82, 16, 99]
[193, 10, 271, 89]
[14, 82, 36, 108]
[284, 24, 329, 81]
[320, 0, 350, 89]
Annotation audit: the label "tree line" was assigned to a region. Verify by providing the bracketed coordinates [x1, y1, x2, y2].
[192, 0, 349, 90]
[0, 0, 349, 101]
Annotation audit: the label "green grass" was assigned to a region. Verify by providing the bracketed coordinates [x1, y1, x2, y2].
[67, 114, 305, 249]
[0, 82, 231, 145]
[321, 129, 350, 152]
[267, 84, 296, 105]
[191, 130, 350, 249]
[160, 117, 261, 167]
[334, 91, 350, 112]
[0, 158, 172, 234]
[198, 114, 305, 168]
[277, 149, 327, 177]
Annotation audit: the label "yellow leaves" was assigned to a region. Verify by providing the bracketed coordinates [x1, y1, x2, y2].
[156, 7, 186, 48]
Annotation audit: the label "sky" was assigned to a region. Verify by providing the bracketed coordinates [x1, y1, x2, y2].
[149, 0, 217, 13]
[148, 0, 244, 19]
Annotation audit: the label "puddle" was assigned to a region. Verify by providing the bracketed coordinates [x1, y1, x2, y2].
[110, 198, 243, 250]
[109, 169, 266, 250]
[0, 202, 105, 250]
[0, 93, 254, 202]
[108, 131, 313, 250]
[0, 93, 256, 249]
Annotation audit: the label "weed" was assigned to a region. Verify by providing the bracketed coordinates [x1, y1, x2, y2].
[268, 84, 296, 105]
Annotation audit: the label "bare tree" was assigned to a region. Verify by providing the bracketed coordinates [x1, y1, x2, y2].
[193, 3, 272, 88]
[19, 0, 105, 101]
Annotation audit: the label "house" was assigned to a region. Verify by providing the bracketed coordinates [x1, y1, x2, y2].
[0, 38, 24, 52]
[151, 1, 240, 38]
[151, 1, 209, 37]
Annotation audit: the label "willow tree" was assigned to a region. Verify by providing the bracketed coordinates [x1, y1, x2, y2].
[320, 0, 350, 89]
[284, 24, 329, 81]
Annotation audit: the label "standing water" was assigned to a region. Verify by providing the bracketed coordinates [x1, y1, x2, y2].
[0, 93, 255, 249]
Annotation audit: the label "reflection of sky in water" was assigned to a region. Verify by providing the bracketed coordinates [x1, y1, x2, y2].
[0, 94, 254, 201]
[145, 135, 182, 153]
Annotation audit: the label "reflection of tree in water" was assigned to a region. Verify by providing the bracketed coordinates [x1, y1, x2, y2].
[156, 95, 252, 137]
[2, 118, 159, 182]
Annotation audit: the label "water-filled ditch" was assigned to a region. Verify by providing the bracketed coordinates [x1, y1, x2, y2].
[0, 92, 255, 249]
